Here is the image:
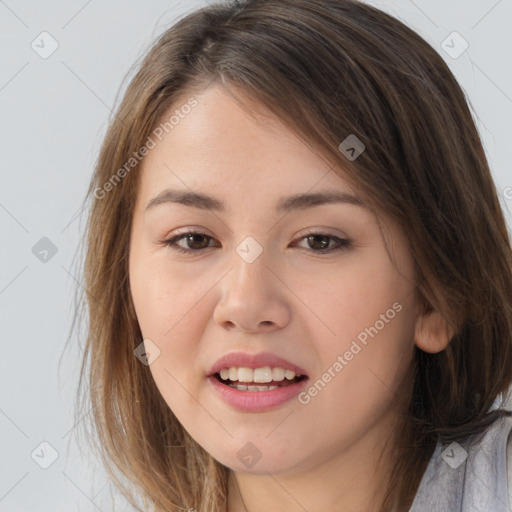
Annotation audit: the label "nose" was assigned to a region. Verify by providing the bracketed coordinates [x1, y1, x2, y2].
[213, 244, 291, 333]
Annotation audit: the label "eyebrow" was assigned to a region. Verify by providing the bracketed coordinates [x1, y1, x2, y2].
[145, 188, 365, 213]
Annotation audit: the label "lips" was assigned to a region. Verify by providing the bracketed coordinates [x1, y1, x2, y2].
[206, 351, 310, 411]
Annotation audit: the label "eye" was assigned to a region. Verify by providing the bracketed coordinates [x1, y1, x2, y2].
[163, 231, 218, 254]
[291, 232, 351, 254]
[160, 230, 351, 255]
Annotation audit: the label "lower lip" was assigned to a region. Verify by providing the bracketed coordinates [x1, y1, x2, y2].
[208, 376, 309, 412]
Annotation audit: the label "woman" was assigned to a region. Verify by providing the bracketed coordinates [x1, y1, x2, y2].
[75, 1, 512, 510]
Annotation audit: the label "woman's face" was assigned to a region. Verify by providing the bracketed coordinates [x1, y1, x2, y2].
[128, 84, 422, 475]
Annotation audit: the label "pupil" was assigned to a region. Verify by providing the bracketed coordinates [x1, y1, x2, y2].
[189, 234, 208, 249]
[309, 235, 329, 250]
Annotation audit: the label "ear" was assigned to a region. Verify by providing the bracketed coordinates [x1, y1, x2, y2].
[414, 308, 454, 354]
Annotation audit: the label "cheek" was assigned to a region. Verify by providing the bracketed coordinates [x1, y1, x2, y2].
[297, 252, 417, 405]
[292, 252, 414, 348]
[130, 262, 212, 421]
[130, 252, 207, 341]
[129, 256, 212, 399]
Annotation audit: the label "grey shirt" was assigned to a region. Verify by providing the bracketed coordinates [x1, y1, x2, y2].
[410, 412, 512, 511]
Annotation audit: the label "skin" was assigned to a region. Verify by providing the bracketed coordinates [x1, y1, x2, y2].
[128, 84, 451, 512]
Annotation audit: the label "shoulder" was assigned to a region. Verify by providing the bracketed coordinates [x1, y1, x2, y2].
[410, 411, 512, 512]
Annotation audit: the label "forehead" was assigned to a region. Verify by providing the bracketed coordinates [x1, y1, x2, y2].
[136, 85, 356, 206]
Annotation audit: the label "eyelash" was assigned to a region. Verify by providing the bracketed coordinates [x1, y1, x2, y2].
[161, 230, 351, 255]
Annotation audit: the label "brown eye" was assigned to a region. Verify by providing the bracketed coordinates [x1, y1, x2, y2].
[292, 232, 351, 254]
[164, 231, 218, 253]
[162, 230, 350, 256]
[306, 234, 331, 251]
[182, 233, 211, 250]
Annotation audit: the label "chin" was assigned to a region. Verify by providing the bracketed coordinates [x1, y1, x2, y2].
[204, 441, 304, 476]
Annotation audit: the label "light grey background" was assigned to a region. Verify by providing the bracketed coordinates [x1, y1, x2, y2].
[0, 1, 511, 510]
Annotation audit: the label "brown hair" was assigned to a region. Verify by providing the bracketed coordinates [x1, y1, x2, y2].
[70, 0, 512, 510]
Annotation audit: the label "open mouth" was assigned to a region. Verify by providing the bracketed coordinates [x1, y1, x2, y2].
[213, 371, 308, 392]
[208, 363, 310, 410]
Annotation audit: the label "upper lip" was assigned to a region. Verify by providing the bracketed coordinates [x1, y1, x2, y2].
[208, 351, 309, 377]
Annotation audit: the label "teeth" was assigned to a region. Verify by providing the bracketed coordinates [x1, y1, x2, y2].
[272, 367, 285, 381]
[238, 367, 254, 382]
[217, 366, 299, 383]
[254, 367, 273, 383]
[285, 370, 295, 380]
[229, 383, 280, 391]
